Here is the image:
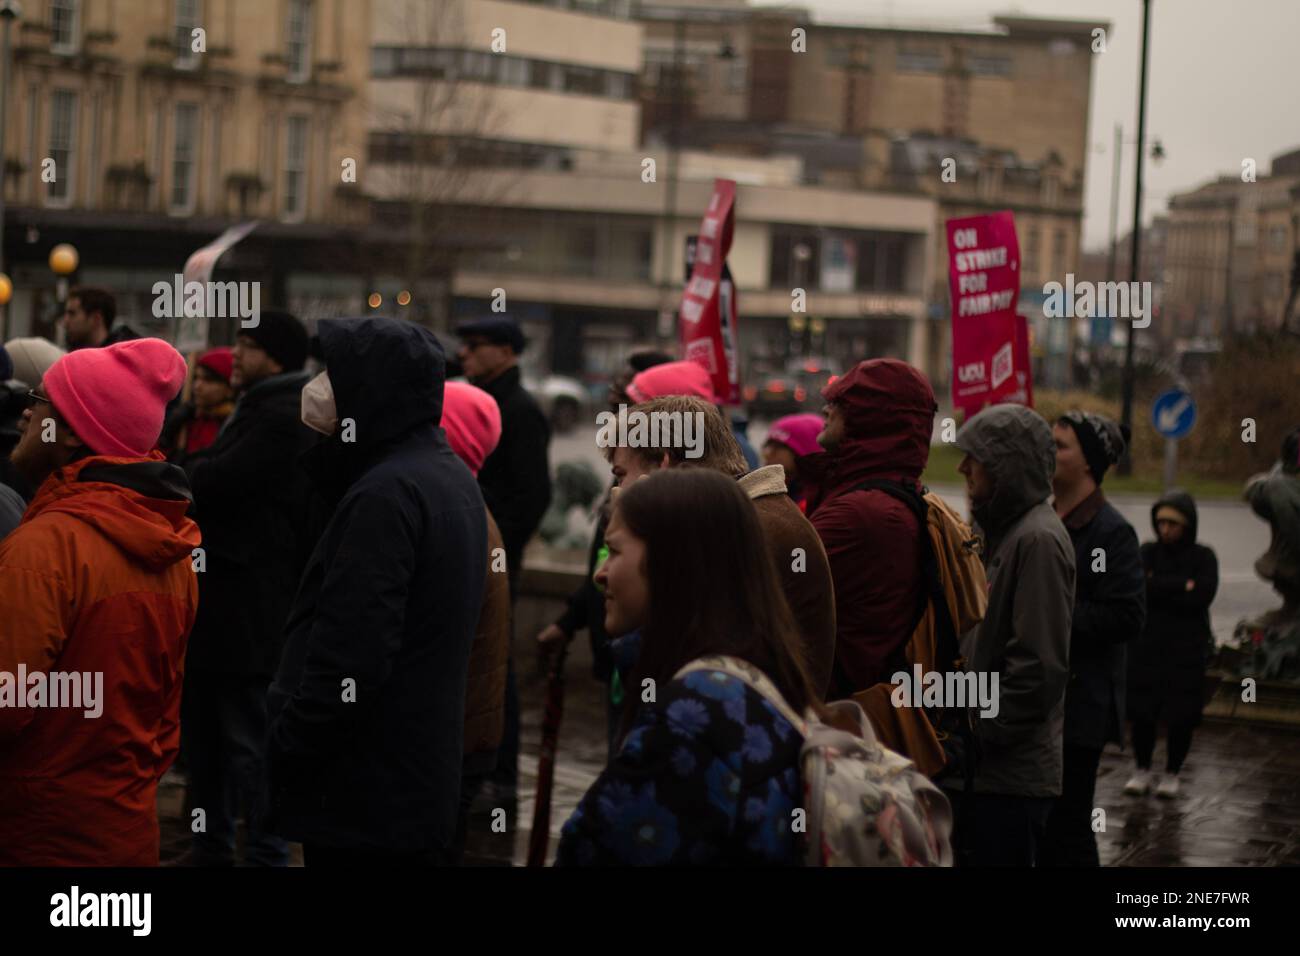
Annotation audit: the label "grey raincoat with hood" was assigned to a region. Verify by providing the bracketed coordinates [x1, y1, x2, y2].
[955, 405, 1076, 798]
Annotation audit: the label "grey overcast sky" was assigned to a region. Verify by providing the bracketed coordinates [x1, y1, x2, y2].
[758, 0, 1300, 251]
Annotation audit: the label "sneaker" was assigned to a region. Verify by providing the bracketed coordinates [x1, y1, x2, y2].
[1123, 769, 1152, 795]
[1156, 774, 1180, 799]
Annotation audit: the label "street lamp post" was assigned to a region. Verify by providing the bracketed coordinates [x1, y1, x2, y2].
[1119, 0, 1153, 477]
[49, 243, 78, 347]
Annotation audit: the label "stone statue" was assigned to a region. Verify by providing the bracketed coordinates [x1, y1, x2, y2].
[1237, 427, 1300, 678]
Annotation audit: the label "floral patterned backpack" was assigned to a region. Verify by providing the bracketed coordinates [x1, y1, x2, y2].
[675, 655, 954, 867]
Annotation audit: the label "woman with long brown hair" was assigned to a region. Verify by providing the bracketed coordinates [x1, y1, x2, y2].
[555, 468, 825, 866]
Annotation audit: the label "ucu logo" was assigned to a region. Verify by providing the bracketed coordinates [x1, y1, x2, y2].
[957, 362, 985, 384]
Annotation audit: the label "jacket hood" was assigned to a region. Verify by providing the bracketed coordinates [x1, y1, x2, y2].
[29, 453, 200, 569]
[318, 317, 445, 449]
[955, 404, 1055, 536]
[1150, 488, 1198, 544]
[821, 359, 935, 488]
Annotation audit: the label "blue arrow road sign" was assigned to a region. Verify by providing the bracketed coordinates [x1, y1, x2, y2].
[1152, 389, 1197, 439]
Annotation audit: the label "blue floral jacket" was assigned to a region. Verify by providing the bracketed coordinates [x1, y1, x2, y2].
[555, 668, 803, 866]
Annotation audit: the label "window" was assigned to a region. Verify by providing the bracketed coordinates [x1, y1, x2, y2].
[460, 50, 493, 81]
[1053, 229, 1067, 276]
[855, 237, 879, 290]
[606, 72, 630, 99]
[175, 0, 202, 68]
[153, 104, 167, 205]
[371, 47, 398, 76]
[501, 56, 529, 86]
[563, 65, 603, 95]
[769, 232, 820, 289]
[171, 103, 199, 213]
[529, 60, 552, 89]
[286, 0, 312, 83]
[46, 90, 78, 206]
[87, 93, 101, 206]
[881, 238, 905, 291]
[897, 48, 943, 73]
[1025, 228, 1040, 275]
[25, 86, 39, 200]
[968, 54, 1011, 77]
[209, 108, 223, 209]
[50, 0, 80, 54]
[727, 59, 747, 94]
[283, 115, 308, 219]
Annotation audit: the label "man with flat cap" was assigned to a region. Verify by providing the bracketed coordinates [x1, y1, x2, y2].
[455, 316, 551, 821]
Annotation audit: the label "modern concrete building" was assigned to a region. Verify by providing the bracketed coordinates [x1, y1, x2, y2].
[366, 0, 937, 385]
[636, 3, 1107, 389]
[0, 0, 374, 342]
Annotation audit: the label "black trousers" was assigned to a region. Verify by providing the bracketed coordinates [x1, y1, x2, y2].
[949, 790, 1052, 867]
[1041, 744, 1103, 867]
[1131, 718, 1196, 774]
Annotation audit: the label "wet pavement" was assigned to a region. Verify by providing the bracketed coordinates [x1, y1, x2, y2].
[158, 621, 1300, 867]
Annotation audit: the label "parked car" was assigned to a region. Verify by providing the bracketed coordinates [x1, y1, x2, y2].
[786, 357, 842, 408]
[744, 373, 806, 418]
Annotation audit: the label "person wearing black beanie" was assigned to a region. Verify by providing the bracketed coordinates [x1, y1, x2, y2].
[1057, 410, 1130, 485]
[1042, 409, 1146, 867]
[177, 307, 318, 867]
[239, 310, 309, 374]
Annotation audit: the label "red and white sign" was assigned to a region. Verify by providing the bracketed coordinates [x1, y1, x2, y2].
[947, 211, 1029, 414]
[679, 179, 741, 405]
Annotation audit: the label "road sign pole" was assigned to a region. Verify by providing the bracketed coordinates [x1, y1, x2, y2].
[1163, 437, 1178, 491]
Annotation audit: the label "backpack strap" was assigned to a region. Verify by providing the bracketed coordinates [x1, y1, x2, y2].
[674, 655, 809, 737]
[850, 479, 962, 671]
[851, 480, 978, 794]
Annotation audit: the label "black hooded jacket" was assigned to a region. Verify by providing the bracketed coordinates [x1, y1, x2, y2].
[1059, 486, 1146, 750]
[266, 318, 488, 855]
[1127, 490, 1219, 726]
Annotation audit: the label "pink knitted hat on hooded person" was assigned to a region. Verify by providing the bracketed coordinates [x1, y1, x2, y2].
[767, 413, 826, 459]
[42, 338, 187, 457]
[625, 359, 715, 404]
[441, 381, 502, 475]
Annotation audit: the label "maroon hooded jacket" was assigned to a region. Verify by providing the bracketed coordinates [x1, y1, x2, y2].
[809, 359, 936, 696]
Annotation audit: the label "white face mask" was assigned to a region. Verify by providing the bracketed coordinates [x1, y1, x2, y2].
[300, 370, 338, 436]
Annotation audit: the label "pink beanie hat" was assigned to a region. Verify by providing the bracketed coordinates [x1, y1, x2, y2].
[442, 381, 502, 475]
[43, 338, 186, 457]
[767, 413, 825, 458]
[625, 360, 715, 404]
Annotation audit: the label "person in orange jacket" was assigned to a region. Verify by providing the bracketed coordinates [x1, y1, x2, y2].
[0, 338, 199, 866]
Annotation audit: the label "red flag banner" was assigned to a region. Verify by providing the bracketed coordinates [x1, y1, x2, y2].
[679, 179, 741, 405]
[947, 211, 1028, 414]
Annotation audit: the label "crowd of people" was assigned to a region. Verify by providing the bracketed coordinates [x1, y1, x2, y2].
[1, 284, 1274, 868]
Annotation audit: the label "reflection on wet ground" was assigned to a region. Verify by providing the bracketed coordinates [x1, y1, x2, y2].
[157, 652, 1300, 868]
